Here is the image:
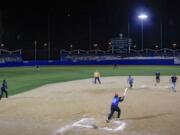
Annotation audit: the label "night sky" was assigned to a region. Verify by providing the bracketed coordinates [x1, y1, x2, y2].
[0, 0, 180, 51]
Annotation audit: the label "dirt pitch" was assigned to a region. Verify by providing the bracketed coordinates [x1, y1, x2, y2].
[0, 76, 180, 135]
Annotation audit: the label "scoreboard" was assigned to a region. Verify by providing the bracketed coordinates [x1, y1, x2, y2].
[111, 34, 132, 49]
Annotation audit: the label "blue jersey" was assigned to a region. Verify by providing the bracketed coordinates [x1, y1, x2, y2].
[111, 96, 123, 107]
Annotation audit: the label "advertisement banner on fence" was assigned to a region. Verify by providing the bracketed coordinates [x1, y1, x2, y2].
[174, 57, 180, 64]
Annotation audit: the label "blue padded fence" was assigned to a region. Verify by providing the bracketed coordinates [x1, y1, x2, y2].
[0, 59, 177, 67]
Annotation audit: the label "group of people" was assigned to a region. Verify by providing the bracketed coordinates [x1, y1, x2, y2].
[94, 70, 178, 92]
[127, 72, 178, 92]
[155, 72, 178, 92]
[93, 71, 178, 123]
[0, 79, 8, 100]
[106, 73, 178, 123]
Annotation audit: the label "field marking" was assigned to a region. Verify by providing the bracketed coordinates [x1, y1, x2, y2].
[140, 85, 147, 88]
[54, 118, 126, 134]
[73, 118, 95, 128]
[164, 86, 170, 89]
[54, 125, 73, 134]
[139, 85, 170, 89]
[100, 121, 126, 131]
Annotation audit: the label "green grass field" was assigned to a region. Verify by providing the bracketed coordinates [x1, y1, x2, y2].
[0, 65, 179, 96]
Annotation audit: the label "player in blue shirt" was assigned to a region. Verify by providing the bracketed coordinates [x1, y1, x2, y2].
[106, 93, 125, 123]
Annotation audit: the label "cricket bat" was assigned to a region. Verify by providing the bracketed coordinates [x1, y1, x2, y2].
[123, 88, 128, 97]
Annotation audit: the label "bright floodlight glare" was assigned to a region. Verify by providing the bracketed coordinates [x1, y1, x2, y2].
[138, 14, 148, 20]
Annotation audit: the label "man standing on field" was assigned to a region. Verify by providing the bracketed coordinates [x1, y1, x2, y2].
[171, 74, 178, 92]
[0, 80, 8, 100]
[106, 93, 125, 123]
[127, 75, 134, 88]
[155, 72, 160, 86]
[94, 71, 101, 84]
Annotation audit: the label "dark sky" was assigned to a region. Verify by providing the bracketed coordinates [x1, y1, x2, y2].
[0, 0, 180, 50]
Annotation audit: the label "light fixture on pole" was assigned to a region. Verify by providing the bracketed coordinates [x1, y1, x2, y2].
[70, 44, 73, 51]
[93, 43, 98, 49]
[172, 43, 177, 57]
[172, 43, 176, 49]
[108, 42, 112, 49]
[155, 45, 159, 49]
[44, 43, 48, 47]
[1, 43, 4, 48]
[48, 13, 50, 61]
[138, 14, 148, 51]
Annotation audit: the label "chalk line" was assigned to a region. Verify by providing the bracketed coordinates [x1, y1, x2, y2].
[72, 118, 95, 129]
[54, 118, 126, 134]
[54, 125, 72, 134]
[100, 121, 126, 132]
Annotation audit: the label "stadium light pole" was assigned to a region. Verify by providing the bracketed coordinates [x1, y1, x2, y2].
[43, 43, 48, 59]
[48, 13, 50, 61]
[138, 14, 148, 51]
[89, 15, 92, 50]
[172, 43, 176, 57]
[0, 43, 4, 55]
[34, 41, 37, 63]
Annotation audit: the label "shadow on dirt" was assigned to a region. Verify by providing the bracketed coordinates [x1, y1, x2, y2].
[122, 113, 172, 121]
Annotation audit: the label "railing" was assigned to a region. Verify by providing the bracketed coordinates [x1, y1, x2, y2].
[60, 48, 180, 57]
[0, 49, 22, 55]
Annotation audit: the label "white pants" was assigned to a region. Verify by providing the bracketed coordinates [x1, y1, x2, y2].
[172, 82, 176, 92]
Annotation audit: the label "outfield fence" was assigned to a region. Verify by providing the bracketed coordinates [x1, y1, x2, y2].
[0, 48, 180, 67]
[0, 58, 176, 67]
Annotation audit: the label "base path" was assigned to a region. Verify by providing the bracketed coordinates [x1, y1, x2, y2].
[0, 76, 180, 135]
